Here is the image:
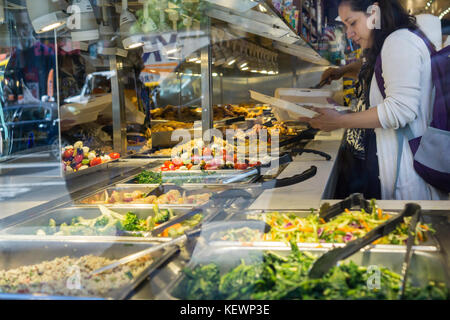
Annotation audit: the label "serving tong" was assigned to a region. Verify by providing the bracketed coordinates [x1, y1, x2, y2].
[319, 193, 373, 222]
[91, 220, 272, 276]
[308, 203, 422, 280]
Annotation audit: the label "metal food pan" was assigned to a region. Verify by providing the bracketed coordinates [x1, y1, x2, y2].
[0, 206, 211, 240]
[124, 169, 259, 185]
[215, 209, 437, 248]
[64, 158, 120, 179]
[159, 245, 449, 300]
[75, 185, 212, 207]
[76, 185, 160, 205]
[0, 239, 179, 300]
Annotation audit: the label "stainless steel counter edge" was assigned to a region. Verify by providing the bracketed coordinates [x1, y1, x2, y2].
[249, 129, 344, 210]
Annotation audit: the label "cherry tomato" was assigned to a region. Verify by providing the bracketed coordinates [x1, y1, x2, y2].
[161, 167, 169, 171]
[90, 157, 102, 167]
[63, 149, 74, 160]
[109, 152, 120, 160]
[186, 163, 193, 170]
[164, 160, 172, 167]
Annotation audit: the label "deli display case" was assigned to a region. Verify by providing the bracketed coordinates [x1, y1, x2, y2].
[0, 0, 448, 302]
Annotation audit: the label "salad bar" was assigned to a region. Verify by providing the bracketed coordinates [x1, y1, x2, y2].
[1, 158, 449, 300]
[1, 123, 449, 301]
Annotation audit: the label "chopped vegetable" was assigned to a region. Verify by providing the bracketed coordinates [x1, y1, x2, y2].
[239, 205, 435, 245]
[37, 206, 203, 238]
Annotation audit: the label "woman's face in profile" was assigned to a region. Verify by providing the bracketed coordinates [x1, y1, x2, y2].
[339, 3, 374, 49]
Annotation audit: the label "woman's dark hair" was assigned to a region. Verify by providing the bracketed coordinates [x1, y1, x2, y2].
[338, 0, 418, 103]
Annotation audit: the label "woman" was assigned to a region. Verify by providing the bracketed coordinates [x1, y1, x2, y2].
[300, 0, 448, 200]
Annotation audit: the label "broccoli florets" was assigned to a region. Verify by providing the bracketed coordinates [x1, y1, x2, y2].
[121, 212, 146, 231]
[154, 209, 173, 224]
[94, 215, 110, 227]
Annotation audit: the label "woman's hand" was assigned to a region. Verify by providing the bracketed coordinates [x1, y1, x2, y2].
[298, 107, 344, 132]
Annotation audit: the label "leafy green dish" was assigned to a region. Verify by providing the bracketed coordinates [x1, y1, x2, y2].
[174, 242, 448, 300]
[135, 170, 254, 185]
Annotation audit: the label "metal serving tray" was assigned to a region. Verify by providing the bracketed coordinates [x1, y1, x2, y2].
[0, 206, 215, 241]
[75, 184, 213, 207]
[0, 239, 179, 300]
[213, 209, 437, 249]
[159, 244, 449, 300]
[123, 169, 260, 185]
[64, 158, 120, 179]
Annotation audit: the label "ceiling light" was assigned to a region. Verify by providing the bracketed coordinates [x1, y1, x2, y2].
[26, 0, 68, 34]
[120, 0, 144, 50]
[68, 0, 99, 41]
[258, 4, 267, 13]
[227, 59, 236, 66]
[166, 48, 179, 55]
[439, 7, 450, 19]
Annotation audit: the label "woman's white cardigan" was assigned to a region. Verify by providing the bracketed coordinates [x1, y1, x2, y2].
[370, 29, 448, 200]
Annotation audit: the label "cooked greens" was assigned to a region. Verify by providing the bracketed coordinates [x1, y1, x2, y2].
[135, 171, 162, 184]
[174, 243, 448, 300]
